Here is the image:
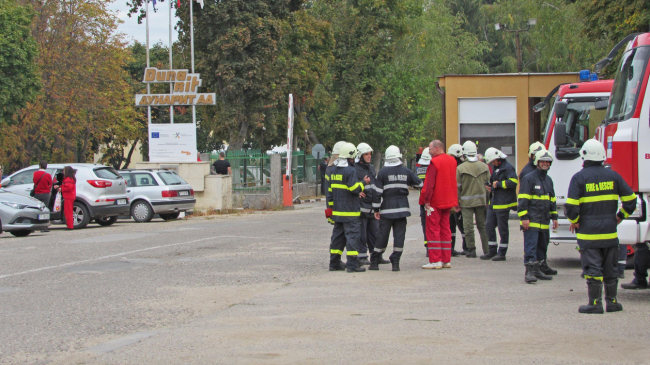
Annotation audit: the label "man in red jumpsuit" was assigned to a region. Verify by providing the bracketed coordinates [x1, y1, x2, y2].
[421, 140, 459, 269]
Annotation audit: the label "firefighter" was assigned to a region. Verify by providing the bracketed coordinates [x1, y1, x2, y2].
[354, 142, 387, 265]
[447, 144, 467, 256]
[325, 141, 347, 225]
[417, 147, 431, 256]
[327, 142, 370, 273]
[621, 243, 649, 290]
[517, 150, 558, 283]
[370, 145, 421, 271]
[519, 141, 546, 181]
[566, 139, 637, 314]
[482, 148, 518, 261]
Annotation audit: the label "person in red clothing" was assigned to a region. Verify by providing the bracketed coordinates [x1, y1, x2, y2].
[61, 166, 77, 230]
[420, 140, 459, 269]
[33, 161, 53, 232]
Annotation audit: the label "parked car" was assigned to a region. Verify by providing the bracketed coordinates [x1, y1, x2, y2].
[0, 189, 50, 237]
[1, 164, 130, 229]
[118, 169, 196, 222]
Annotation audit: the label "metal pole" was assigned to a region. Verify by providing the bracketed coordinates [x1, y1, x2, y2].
[169, 0, 174, 124]
[190, 0, 196, 127]
[146, 0, 151, 160]
[515, 31, 522, 73]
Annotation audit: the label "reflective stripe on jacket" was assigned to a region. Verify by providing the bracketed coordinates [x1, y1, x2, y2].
[327, 165, 364, 223]
[565, 164, 637, 249]
[354, 161, 379, 217]
[489, 160, 518, 211]
[517, 168, 557, 230]
[457, 160, 490, 208]
[376, 165, 421, 219]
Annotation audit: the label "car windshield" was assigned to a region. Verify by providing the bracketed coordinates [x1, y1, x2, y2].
[94, 167, 121, 179]
[606, 46, 650, 122]
[158, 171, 187, 185]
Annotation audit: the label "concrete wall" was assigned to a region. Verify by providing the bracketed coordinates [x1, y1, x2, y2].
[234, 154, 283, 210]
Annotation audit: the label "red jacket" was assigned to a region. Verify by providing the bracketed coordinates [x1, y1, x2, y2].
[61, 177, 76, 200]
[33, 170, 52, 194]
[420, 153, 458, 209]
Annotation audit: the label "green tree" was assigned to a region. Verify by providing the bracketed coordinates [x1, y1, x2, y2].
[0, 0, 40, 125]
[581, 0, 650, 44]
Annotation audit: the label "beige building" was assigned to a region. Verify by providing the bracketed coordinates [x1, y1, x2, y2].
[437, 73, 580, 173]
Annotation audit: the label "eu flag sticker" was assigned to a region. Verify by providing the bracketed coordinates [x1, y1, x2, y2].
[152, 132, 160, 138]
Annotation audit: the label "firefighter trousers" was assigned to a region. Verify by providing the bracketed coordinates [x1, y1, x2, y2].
[426, 207, 452, 264]
[449, 211, 466, 251]
[486, 207, 510, 256]
[330, 220, 361, 269]
[632, 242, 649, 284]
[580, 246, 619, 284]
[523, 229, 549, 264]
[372, 217, 407, 262]
[359, 216, 379, 258]
[420, 205, 427, 248]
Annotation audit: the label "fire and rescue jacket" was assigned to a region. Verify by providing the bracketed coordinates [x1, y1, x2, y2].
[565, 163, 637, 249]
[489, 159, 518, 211]
[326, 164, 365, 223]
[416, 164, 428, 181]
[375, 165, 421, 219]
[518, 160, 536, 181]
[457, 160, 490, 208]
[517, 168, 558, 230]
[354, 161, 379, 218]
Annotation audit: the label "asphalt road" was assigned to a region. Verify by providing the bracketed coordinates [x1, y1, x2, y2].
[1, 195, 649, 364]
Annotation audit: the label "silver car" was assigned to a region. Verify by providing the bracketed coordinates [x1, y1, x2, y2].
[0, 189, 50, 237]
[1, 164, 130, 229]
[118, 169, 196, 222]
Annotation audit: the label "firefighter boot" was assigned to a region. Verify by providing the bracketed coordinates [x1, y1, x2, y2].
[540, 260, 558, 275]
[578, 279, 604, 314]
[524, 262, 537, 283]
[480, 246, 497, 260]
[465, 248, 477, 258]
[389, 251, 402, 272]
[617, 264, 625, 279]
[329, 254, 346, 271]
[378, 255, 390, 264]
[621, 279, 648, 290]
[532, 261, 552, 280]
[368, 252, 380, 271]
[604, 281, 623, 312]
[346, 256, 366, 273]
[358, 257, 371, 266]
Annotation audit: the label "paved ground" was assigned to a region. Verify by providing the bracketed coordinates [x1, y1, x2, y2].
[1, 195, 649, 364]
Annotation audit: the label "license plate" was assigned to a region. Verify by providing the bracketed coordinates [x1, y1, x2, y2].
[117, 199, 127, 205]
[38, 214, 49, 220]
[179, 191, 189, 196]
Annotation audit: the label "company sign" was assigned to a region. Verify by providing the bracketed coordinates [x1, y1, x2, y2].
[135, 67, 216, 106]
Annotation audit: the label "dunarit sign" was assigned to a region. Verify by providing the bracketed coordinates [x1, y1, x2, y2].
[135, 67, 216, 106]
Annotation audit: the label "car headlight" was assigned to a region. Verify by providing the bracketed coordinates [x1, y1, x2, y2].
[1, 201, 28, 210]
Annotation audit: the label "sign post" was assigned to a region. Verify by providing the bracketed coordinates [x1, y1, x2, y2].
[283, 94, 294, 209]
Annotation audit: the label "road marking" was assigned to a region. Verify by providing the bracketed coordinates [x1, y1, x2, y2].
[0, 235, 262, 280]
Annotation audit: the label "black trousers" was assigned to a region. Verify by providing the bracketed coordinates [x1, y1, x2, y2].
[373, 217, 407, 262]
[633, 242, 650, 284]
[330, 220, 361, 269]
[359, 216, 379, 258]
[449, 212, 466, 251]
[486, 207, 510, 256]
[581, 246, 619, 284]
[420, 205, 427, 247]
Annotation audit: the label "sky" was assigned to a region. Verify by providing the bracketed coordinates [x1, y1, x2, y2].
[109, 0, 180, 46]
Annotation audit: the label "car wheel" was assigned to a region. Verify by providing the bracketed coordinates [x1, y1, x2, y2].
[131, 200, 153, 223]
[10, 230, 31, 237]
[72, 202, 91, 229]
[160, 212, 180, 221]
[95, 216, 118, 226]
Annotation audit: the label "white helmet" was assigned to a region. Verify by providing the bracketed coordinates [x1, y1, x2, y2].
[461, 141, 477, 156]
[332, 141, 346, 155]
[580, 139, 606, 161]
[448, 144, 463, 158]
[534, 149, 554, 165]
[339, 142, 358, 160]
[485, 148, 506, 164]
[356, 142, 373, 156]
[528, 141, 546, 157]
[418, 147, 431, 165]
[385, 145, 402, 159]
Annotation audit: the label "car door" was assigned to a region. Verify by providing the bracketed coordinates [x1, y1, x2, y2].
[3, 169, 37, 196]
[122, 173, 136, 202]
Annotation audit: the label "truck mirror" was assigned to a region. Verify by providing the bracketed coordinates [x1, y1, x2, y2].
[554, 121, 567, 147]
[594, 100, 609, 110]
[554, 101, 568, 119]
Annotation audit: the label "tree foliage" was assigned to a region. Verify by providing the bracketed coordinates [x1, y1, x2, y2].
[0, 0, 40, 125]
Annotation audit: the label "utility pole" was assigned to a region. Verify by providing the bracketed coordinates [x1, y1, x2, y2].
[495, 19, 537, 73]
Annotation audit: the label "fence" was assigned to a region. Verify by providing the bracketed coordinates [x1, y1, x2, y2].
[211, 149, 322, 193]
